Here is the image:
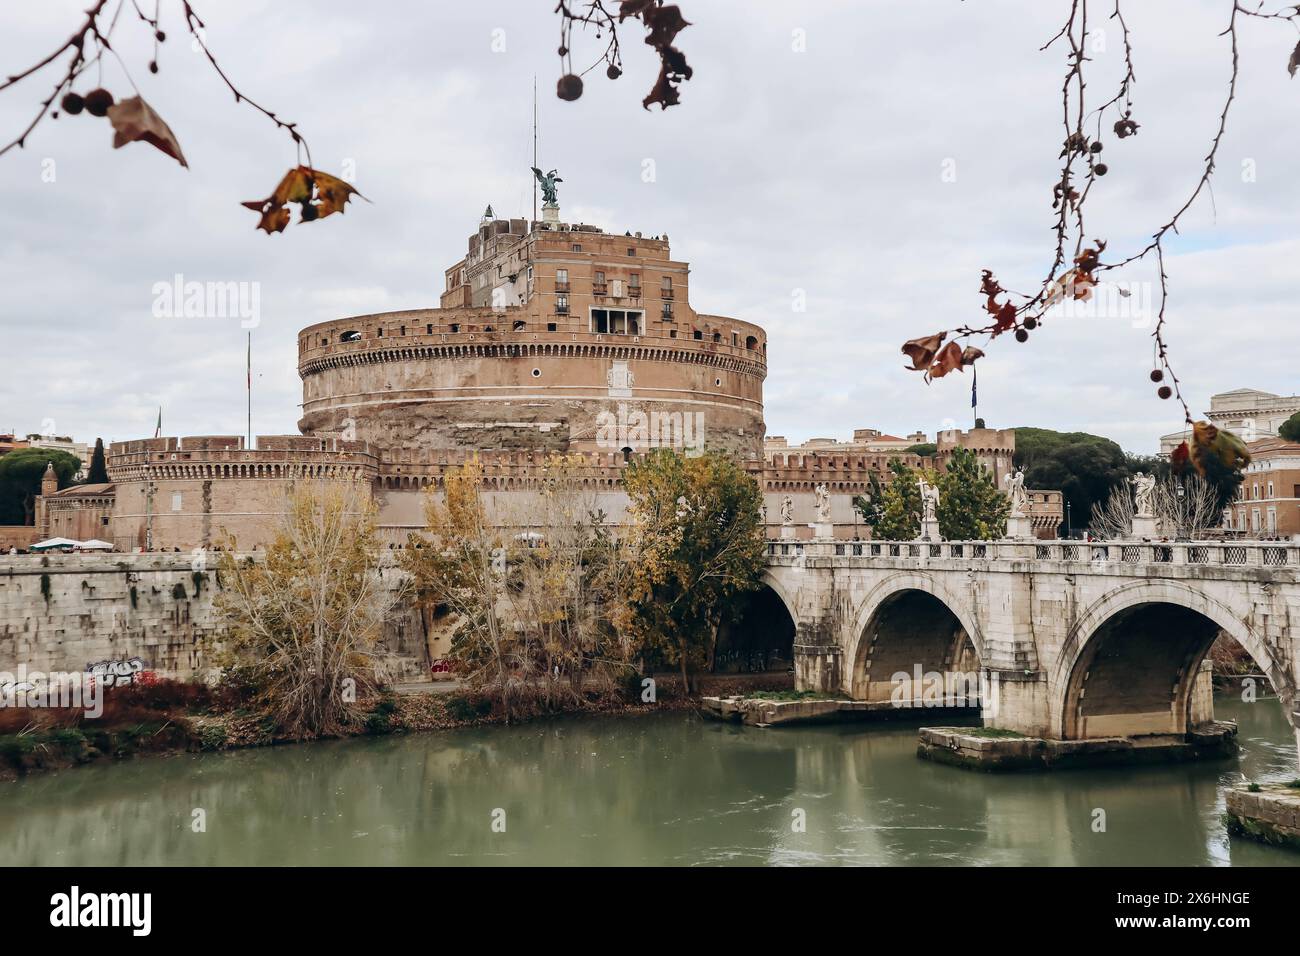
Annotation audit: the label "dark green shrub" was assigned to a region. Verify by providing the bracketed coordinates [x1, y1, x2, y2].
[446, 695, 492, 722]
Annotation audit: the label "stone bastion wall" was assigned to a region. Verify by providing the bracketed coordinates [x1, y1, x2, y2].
[0, 553, 426, 687]
[107, 435, 379, 552]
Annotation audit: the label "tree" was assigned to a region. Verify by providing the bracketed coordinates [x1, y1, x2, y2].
[619, 449, 765, 693]
[215, 481, 395, 739]
[0, 448, 79, 525]
[872, 458, 926, 541]
[1013, 428, 1130, 535]
[506, 454, 634, 707]
[402, 456, 519, 720]
[906, 443, 937, 457]
[85, 438, 109, 484]
[852, 470, 886, 530]
[936, 447, 1009, 540]
[1280, 412, 1300, 444]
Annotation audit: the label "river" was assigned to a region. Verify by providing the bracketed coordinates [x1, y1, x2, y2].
[2, 696, 1297, 866]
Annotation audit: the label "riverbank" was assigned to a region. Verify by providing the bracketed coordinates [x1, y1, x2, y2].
[0, 671, 794, 781]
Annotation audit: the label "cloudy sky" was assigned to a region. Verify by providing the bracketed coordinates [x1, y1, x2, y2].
[1, 0, 1295, 455]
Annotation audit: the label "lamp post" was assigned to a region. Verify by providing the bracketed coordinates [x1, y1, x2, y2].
[1065, 499, 1072, 539]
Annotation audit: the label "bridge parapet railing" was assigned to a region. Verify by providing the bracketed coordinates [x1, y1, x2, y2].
[770, 538, 1299, 570]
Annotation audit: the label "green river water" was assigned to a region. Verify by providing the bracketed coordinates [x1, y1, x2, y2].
[2, 695, 1297, 866]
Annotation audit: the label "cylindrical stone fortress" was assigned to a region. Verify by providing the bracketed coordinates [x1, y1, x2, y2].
[297, 217, 767, 460]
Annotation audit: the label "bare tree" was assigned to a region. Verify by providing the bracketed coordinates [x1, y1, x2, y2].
[1089, 481, 1134, 540]
[1090, 474, 1224, 539]
[1151, 475, 1224, 539]
[503, 454, 634, 706]
[215, 481, 396, 739]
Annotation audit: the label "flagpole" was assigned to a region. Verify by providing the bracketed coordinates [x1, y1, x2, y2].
[247, 331, 252, 450]
[532, 75, 538, 224]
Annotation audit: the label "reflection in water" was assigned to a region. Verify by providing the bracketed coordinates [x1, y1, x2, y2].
[1, 696, 1297, 866]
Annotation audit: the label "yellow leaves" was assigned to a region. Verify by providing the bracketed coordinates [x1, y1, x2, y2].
[106, 95, 188, 167]
[241, 165, 367, 234]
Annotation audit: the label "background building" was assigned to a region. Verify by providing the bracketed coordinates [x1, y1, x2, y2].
[1159, 388, 1300, 456]
[1226, 437, 1300, 537]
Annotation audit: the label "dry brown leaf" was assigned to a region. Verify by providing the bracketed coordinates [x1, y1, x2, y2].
[927, 341, 965, 380]
[902, 332, 946, 372]
[106, 96, 188, 168]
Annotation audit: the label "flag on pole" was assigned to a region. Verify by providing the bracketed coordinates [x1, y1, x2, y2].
[971, 365, 978, 410]
[154, 406, 162, 438]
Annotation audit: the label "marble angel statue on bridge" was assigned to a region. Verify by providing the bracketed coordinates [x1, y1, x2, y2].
[918, 477, 940, 523]
[1131, 472, 1157, 518]
[814, 483, 831, 523]
[1003, 469, 1028, 518]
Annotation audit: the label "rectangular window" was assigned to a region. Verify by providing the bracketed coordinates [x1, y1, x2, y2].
[171, 493, 183, 513]
[556, 268, 568, 289]
[627, 247, 636, 256]
[556, 294, 569, 314]
[590, 308, 643, 335]
[662, 276, 673, 298]
[662, 302, 673, 319]
[571, 243, 582, 252]
[629, 273, 640, 289]
[1267, 481, 1274, 498]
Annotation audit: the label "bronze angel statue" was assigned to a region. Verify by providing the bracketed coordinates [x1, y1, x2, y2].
[531, 167, 562, 205]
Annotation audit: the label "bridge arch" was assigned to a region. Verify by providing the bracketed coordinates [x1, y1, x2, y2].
[759, 567, 800, 627]
[845, 571, 985, 704]
[711, 571, 798, 673]
[1053, 580, 1295, 739]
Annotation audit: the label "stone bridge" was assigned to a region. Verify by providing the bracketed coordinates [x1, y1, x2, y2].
[761, 538, 1300, 758]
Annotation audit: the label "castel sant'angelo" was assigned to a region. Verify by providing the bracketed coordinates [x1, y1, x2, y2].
[38, 186, 1061, 550]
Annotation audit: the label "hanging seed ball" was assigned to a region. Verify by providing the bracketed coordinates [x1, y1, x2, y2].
[1023, 317, 1038, 330]
[1149, 369, 1164, 382]
[61, 92, 84, 115]
[1014, 328, 1030, 343]
[155, 30, 166, 42]
[149, 60, 158, 74]
[557, 73, 583, 101]
[1090, 141, 1103, 153]
[1157, 385, 1173, 400]
[1094, 163, 1109, 176]
[606, 63, 621, 80]
[558, 45, 567, 56]
[83, 88, 114, 117]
